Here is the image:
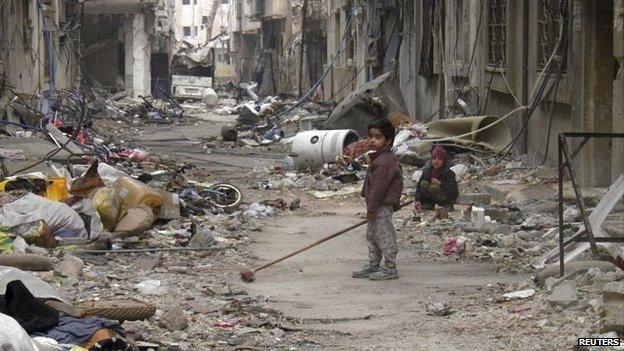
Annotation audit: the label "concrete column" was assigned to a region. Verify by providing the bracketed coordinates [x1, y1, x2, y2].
[132, 13, 151, 97]
[613, 0, 624, 180]
[124, 14, 151, 97]
[124, 16, 134, 94]
[570, 0, 615, 186]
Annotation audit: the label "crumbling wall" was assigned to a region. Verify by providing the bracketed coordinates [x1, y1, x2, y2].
[81, 15, 125, 89]
[0, 0, 78, 94]
[613, 0, 624, 180]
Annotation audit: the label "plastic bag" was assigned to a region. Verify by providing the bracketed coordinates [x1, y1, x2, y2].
[70, 198, 104, 239]
[392, 129, 413, 150]
[9, 220, 55, 248]
[0, 313, 37, 351]
[91, 187, 122, 230]
[0, 194, 87, 238]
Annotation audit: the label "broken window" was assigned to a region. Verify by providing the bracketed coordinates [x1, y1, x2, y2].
[538, 0, 567, 70]
[487, 0, 506, 67]
[182, 0, 190, 5]
[183, 26, 191, 36]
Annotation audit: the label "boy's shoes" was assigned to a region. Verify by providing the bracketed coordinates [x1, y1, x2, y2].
[442, 204, 455, 211]
[352, 264, 379, 278]
[368, 267, 398, 280]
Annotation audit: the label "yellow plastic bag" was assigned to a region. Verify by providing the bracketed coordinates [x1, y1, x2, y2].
[91, 187, 122, 231]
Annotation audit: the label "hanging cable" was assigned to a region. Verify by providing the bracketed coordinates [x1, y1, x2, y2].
[267, 10, 355, 125]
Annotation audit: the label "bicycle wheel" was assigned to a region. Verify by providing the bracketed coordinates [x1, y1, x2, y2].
[208, 183, 243, 208]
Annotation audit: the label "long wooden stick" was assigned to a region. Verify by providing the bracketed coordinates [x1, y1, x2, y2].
[251, 200, 414, 274]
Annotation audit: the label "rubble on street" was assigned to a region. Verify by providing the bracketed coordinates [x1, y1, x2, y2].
[0, 78, 621, 349]
[1, 0, 623, 348]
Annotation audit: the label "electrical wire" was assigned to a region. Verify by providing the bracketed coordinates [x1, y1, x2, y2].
[494, 6, 567, 164]
[268, 10, 355, 125]
[327, 8, 400, 103]
[538, 2, 569, 167]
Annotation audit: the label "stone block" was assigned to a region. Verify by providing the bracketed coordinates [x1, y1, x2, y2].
[457, 193, 492, 206]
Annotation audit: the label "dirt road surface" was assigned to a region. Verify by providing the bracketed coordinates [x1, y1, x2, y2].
[237, 201, 547, 350]
[117, 122, 570, 350]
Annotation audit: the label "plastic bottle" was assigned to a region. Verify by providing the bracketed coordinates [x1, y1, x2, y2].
[46, 177, 69, 201]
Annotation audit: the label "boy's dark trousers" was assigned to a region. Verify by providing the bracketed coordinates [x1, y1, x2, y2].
[366, 206, 397, 268]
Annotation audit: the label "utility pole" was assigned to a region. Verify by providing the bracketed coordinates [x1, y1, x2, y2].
[298, 0, 308, 97]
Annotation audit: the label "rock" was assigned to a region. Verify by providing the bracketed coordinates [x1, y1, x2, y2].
[503, 289, 535, 300]
[12, 236, 28, 254]
[398, 154, 428, 167]
[288, 198, 301, 211]
[492, 224, 513, 235]
[601, 282, 624, 302]
[544, 277, 558, 291]
[167, 266, 188, 274]
[600, 305, 624, 333]
[426, 302, 452, 316]
[62, 277, 79, 287]
[221, 126, 238, 142]
[25, 245, 48, 256]
[450, 164, 469, 178]
[457, 193, 492, 206]
[520, 216, 540, 230]
[135, 258, 160, 271]
[55, 256, 84, 278]
[161, 306, 188, 331]
[517, 230, 541, 241]
[237, 104, 261, 127]
[201, 88, 218, 106]
[114, 205, 156, 236]
[271, 328, 285, 339]
[135, 279, 167, 296]
[545, 281, 578, 308]
[188, 227, 214, 248]
[485, 182, 555, 205]
[536, 319, 550, 328]
[563, 206, 580, 222]
[588, 298, 603, 314]
[535, 166, 557, 179]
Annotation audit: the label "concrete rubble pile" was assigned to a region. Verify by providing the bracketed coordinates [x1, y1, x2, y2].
[0, 86, 330, 349]
[1, 74, 622, 348]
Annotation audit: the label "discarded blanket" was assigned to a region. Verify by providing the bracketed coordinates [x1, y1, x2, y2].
[32, 315, 125, 345]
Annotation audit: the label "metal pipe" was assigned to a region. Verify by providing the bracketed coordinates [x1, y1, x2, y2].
[558, 134, 565, 277]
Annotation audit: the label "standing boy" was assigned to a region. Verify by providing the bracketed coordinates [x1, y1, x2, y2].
[415, 145, 458, 211]
[353, 119, 404, 280]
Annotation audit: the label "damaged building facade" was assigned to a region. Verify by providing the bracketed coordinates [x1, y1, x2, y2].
[81, 0, 175, 98]
[326, 0, 624, 187]
[0, 0, 81, 95]
[0, 0, 175, 101]
[227, 0, 327, 95]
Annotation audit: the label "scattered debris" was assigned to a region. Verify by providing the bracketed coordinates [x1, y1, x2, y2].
[503, 289, 536, 300]
[426, 302, 452, 316]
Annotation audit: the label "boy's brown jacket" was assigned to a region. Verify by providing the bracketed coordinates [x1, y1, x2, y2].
[361, 147, 404, 214]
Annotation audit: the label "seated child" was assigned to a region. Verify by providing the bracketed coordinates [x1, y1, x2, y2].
[415, 146, 458, 211]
